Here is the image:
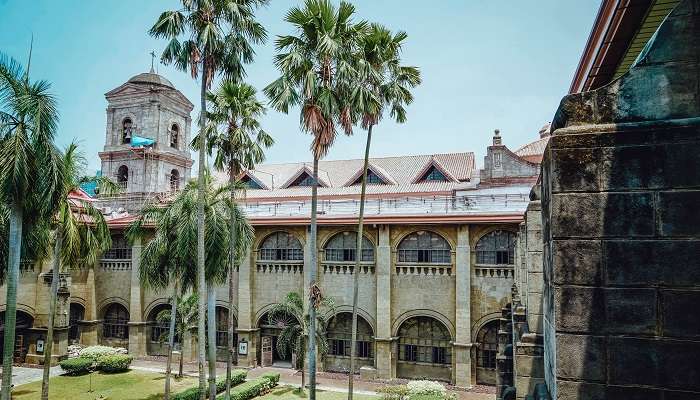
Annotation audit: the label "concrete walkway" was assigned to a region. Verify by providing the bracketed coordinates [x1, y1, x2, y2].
[0, 365, 62, 387]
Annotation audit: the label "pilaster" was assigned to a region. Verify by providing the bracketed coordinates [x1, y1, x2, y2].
[375, 224, 394, 378]
[236, 247, 256, 367]
[128, 238, 146, 356]
[454, 224, 472, 387]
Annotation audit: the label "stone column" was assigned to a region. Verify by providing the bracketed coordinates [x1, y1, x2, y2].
[375, 224, 394, 379]
[80, 266, 100, 346]
[236, 247, 257, 367]
[128, 238, 147, 356]
[454, 224, 472, 387]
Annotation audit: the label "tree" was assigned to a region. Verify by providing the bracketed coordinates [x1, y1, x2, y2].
[195, 79, 273, 400]
[149, 2, 267, 398]
[129, 172, 253, 400]
[268, 292, 333, 392]
[40, 143, 115, 400]
[346, 24, 421, 400]
[264, 2, 366, 397]
[155, 293, 199, 378]
[0, 52, 63, 400]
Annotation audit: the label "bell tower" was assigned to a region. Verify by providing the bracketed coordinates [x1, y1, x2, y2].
[98, 69, 194, 195]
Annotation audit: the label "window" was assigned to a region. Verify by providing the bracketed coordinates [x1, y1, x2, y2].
[122, 118, 133, 144]
[103, 304, 129, 339]
[241, 175, 262, 190]
[289, 172, 315, 187]
[327, 313, 373, 359]
[116, 165, 128, 189]
[69, 303, 85, 343]
[419, 166, 448, 182]
[352, 169, 385, 185]
[170, 169, 180, 191]
[258, 232, 304, 261]
[215, 307, 230, 348]
[324, 232, 374, 262]
[170, 124, 179, 149]
[475, 230, 516, 265]
[103, 234, 132, 259]
[477, 321, 498, 369]
[397, 231, 451, 264]
[148, 304, 171, 343]
[398, 317, 451, 365]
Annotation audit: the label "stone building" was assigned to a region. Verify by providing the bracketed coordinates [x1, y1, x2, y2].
[0, 70, 547, 387]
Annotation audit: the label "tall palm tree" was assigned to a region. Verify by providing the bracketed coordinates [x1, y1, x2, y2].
[129, 172, 253, 400]
[195, 79, 273, 400]
[264, 3, 365, 397]
[268, 292, 333, 392]
[155, 293, 199, 379]
[346, 25, 421, 400]
[0, 52, 63, 400]
[149, 2, 267, 398]
[40, 143, 115, 400]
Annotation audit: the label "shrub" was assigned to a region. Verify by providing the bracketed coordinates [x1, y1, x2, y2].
[260, 372, 280, 386]
[96, 354, 133, 373]
[377, 385, 410, 400]
[59, 357, 93, 375]
[407, 381, 446, 397]
[172, 370, 248, 400]
[79, 345, 118, 361]
[409, 395, 456, 400]
[217, 373, 280, 400]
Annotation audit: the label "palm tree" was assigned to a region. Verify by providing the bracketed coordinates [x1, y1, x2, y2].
[268, 292, 333, 392]
[264, 3, 366, 397]
[195, 79, 273, 400]
[129, 172, 253, 400]
[155, 293, 199, 378]
[346, 25, 421, 400]
[0, 52, 63, 400]
[40, 143, 115, 400]
[149, 2, 267, 398]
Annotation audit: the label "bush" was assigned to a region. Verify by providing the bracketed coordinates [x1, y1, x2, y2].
[79, 345, 118, 361]
[407, 380, 446, 397]
[59, 357, 93, 375]
[217, 373, 280, 400]
[260, 372, 280, 386]
[172, 370, 248, 400]
[377, 385, 410, 400]
[96, 354, 133, 373]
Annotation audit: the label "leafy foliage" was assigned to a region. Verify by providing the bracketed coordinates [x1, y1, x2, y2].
[96, 354, 133, 373]
[215, 373, 280, 400]
[78, 345, 119, 361]
[172, 371, 248, 400]
[59, 357, 93, 375]
[155, 293, 199, 344]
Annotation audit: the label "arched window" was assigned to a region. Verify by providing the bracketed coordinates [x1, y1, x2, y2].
[170, 169, 180, 191]
[398, 316, 451, 365]
[117, 165, 129, 189]
[122, 118, 133, 144]
[170, 124, 179, 149]
[69, 303, 85, 343]
[327, 313, 373, 359]
[103, 303, 129, 339]
[324, 232, 374, 262]
[398, 231, 451, 264]
[477, 320, 498, 370]
[258, 232, 303, 261]
[476, 230, 516, 265]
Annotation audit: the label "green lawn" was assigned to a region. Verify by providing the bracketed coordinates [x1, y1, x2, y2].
[258, 386, 378, 400]
[12, 370, 198, 400]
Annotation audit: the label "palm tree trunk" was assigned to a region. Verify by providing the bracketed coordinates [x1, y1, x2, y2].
[301, 340, 306, 391]
[41, 226, 62, 400]
[1, 203, 23, 400]
[348, 124, 373, 400]
[226, 167, 237, 400]
[197, 58, 209, 400]
[207, 288, 217, 400]
[179, 345, 185, 378]
[164, 282, 179, 400]
[308, 156, 319, 400]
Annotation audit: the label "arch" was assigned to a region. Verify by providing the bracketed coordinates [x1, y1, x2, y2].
[471, 313, 502, 343]
[257, 231, 304, 261]
[475, 319, 499, 385]
[326, 312, 374, 359]
[323, 231, 375, 262]
[323, 306, 376, 334]
[475, 229, 517, 265]
[69, 303, 86, 343]
[169, 123, 180, 149]
[397, 316, 452, 368]
[97, 297, 129, 318]
[170, 169, 180, 191]
[397, 230, 452, 264]
[146, 302, 175, 356]
[0, 303, 36, 317]
[122, 118, 133, 144]
[143, 298, 171, 321]
[392, 309, 455, 341]
[116, 165, 129, 188]
[102, 303, 129, 340]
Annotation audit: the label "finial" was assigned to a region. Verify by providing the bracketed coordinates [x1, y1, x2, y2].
[149, 51, 156, 73]
[493, 129, 502, 146]
[494, 129, 500, 136]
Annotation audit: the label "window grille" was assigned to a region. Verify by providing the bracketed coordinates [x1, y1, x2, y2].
[398, 317, 451, 365]
[475, 230, 516, 265]
[258, 232, 304, 261]
[397, 232, 451, 264]
[324, 232, 374, 262]
[103, 304, 129, 339]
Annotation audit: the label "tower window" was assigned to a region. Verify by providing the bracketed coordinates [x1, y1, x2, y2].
[170, 169, 180, 191]
[117, 165, 129, 189]
[170, 124, 179, 149]
[122, 118, 133, 144]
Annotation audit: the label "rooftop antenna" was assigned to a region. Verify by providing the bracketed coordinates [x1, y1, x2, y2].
[149, 50, 156, 73]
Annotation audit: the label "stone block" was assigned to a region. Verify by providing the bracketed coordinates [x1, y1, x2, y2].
[516, 353, 544, 379]
[552, 240, 602, 285]
[658, 190, 700, 237]
[599, 145, 665, 191]
[527, 251, 543, 274]
[608, 337, 660, 387]
[550, 192, 654, 238]
[554, 287, 604, 333]
[662, 141, 700, 189]
[605, 240, 700, 286]
[551, 148, 601, 192]
[660, 340, 700, 391]
[527, 271, 544, 293]
[515, 377, 545, 400]
[605, 386, 664, 400]
[527, 229, 543, 252]
[604, 288, 657, 335]
[555, 380, 605, 400]
[555, 334, 605, 382]
[662, 290, 700, 339]
[527, 292, 543, 315]
[664, 389, 700, 400]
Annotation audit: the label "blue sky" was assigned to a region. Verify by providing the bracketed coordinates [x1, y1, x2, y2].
[0, 0, 599, 173]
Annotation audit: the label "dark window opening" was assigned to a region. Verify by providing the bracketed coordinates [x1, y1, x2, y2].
[324, 232, 374, 262]
[397, 231, 451, 264]
[122, 118, 133, 144]
[258, 232, 304, 261]
[419, 166, 448, 182]
[290, 172, 315, 187]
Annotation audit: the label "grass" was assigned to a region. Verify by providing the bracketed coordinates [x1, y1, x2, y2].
[11, 370, 198, 400]
[257, 386, 378, 400]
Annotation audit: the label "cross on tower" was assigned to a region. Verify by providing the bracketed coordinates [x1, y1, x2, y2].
[150, 51, 156, 73]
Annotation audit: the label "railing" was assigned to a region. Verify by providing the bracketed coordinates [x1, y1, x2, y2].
[395, 264, 452, 276]
[100, 260, 132, 270]
[19, 260, 35, 273]
[322, 262, 375, 274]
[255, 261, 303, 274]
[474, 265, 514, 278]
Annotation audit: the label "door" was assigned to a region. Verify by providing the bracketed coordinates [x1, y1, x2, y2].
[261, 336, 273, 367]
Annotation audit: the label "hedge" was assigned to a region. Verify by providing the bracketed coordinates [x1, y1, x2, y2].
[79, 345, 118, 361]
[59, 357, 93, 375]
[172, 370, 248, 400]
[96, 354, 133, 373]
[217, 373, 280, 400]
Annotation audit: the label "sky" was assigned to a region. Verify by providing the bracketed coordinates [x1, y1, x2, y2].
[0, 0, 599, 173]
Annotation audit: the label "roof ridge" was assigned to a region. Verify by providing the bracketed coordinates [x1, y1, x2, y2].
[252, 151, 475, 169]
